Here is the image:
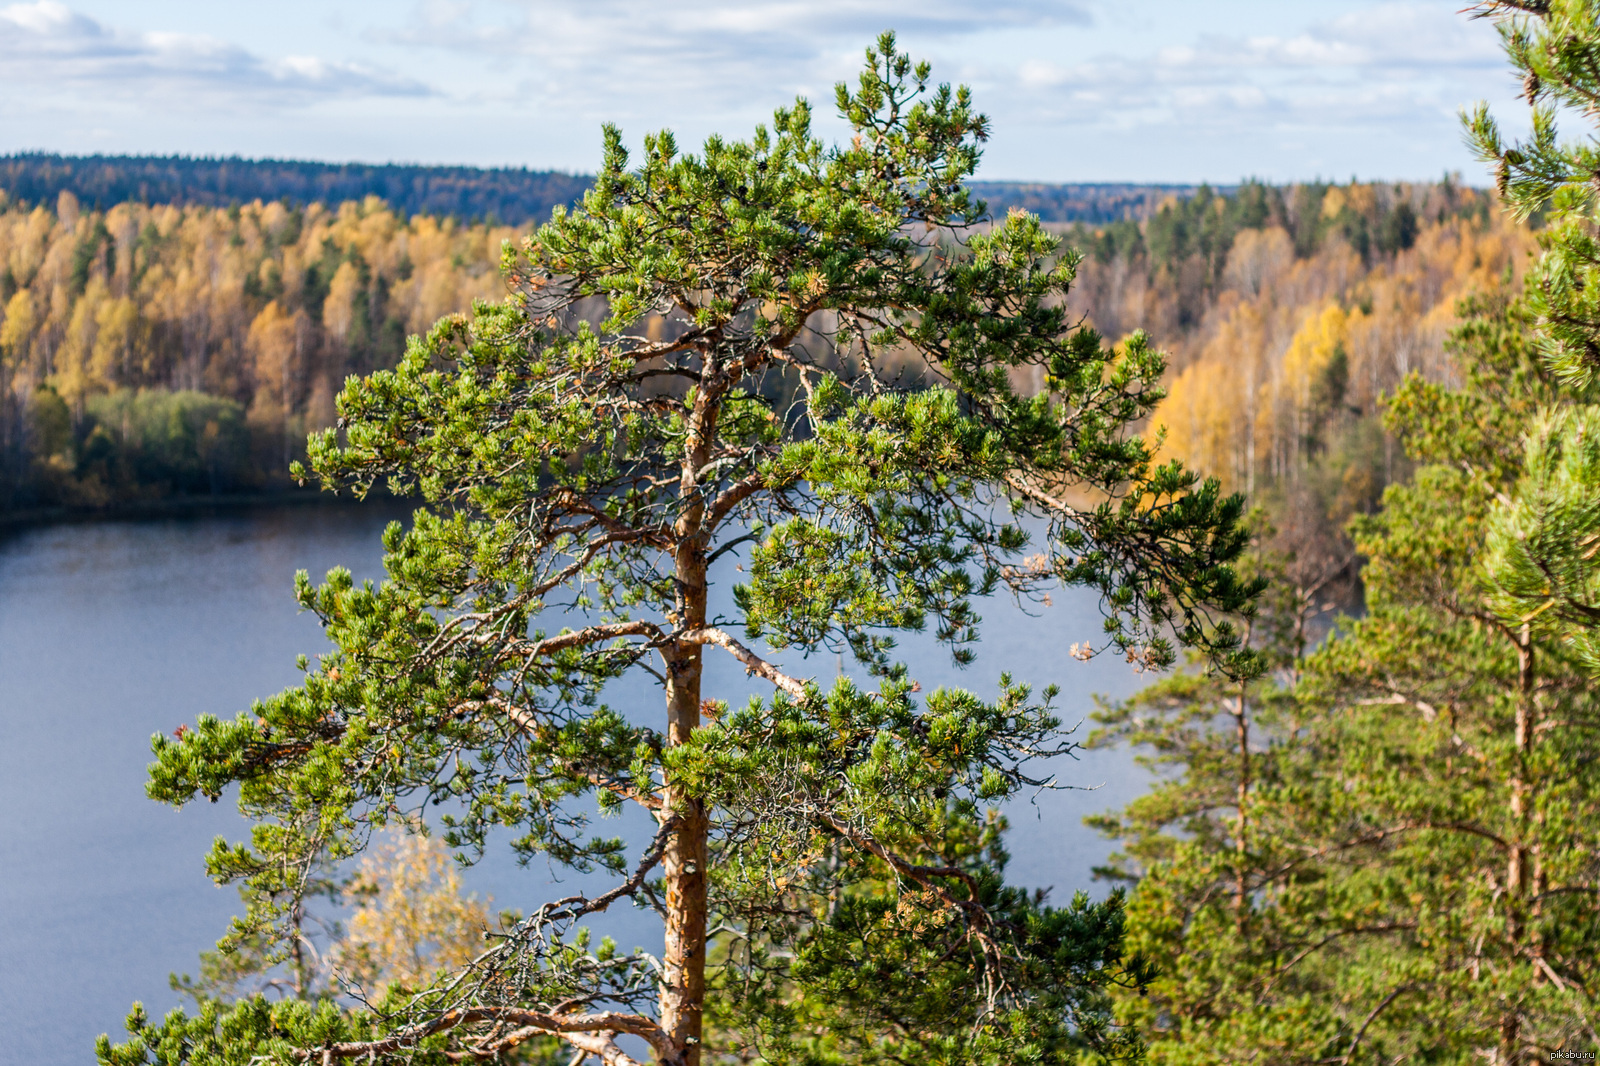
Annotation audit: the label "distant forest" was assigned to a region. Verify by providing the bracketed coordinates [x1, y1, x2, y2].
[0, 153, 1210, 225]
[0, 167, 1499, 556]
[0, 155, 594, 227]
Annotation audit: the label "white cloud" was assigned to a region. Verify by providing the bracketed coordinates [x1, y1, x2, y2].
[1163, 3, 1500, 72]
[986, 1, 1510, 133]
[0, 1, 431, 102]
[395, 0, 1087, 49]
[3, 0, 85, 34]
[0, 0, 1527, 181]
[371, 0, 1090, 118]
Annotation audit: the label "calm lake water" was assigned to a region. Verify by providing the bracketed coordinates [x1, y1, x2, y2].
[0, 502, 1154, 1065]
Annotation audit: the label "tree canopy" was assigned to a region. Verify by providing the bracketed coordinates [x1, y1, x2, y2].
[102, 35, 1259, 1066]
[1088, 287, 1600, 1063]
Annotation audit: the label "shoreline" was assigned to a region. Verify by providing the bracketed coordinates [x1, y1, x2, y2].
[0, 488, 413, 536]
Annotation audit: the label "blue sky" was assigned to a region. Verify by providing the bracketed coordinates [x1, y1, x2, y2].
[0, 1, 1524, 183]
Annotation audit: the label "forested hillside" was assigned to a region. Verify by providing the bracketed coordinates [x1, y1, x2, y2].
[0, 192, 519, 510]
[1065, 178, 1526, 599]
[0, 176, 1514, 524]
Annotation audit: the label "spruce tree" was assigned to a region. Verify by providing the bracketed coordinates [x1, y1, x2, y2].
[101, 37, 1258, 1066]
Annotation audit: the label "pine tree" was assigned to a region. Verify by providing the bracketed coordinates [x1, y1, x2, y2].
[1091, 289, 1600, 1064]
[101, 37, 1259, 1066]
[1465, 0, 1600, 674]
[1061, 9, 1600, 1062]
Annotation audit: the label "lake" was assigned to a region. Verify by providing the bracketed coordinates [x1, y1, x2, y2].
[0, 502, 1156, 1065]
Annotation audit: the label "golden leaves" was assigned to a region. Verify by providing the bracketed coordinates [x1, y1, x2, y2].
[336, 830, 492, 992]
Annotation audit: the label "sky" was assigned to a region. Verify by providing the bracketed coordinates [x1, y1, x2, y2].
[0, 0, 1527, 184]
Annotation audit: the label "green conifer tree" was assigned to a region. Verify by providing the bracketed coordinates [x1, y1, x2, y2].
[1065, 9, 1600, 1061]
[1465, 1, 1600, 671]
[1091, 289, 1600, 1064]
[100, 37, 1259, 1066]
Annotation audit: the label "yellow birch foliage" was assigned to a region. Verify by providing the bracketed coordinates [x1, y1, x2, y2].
[1149, 196, 1534, 494]
[1279, 302, 1349, 411]
[1, 289, 35, 361]
[336, 831, 492, 992]
[0, 193, 518, 423]
[56, 278, 108, 408]
[246, 302, 304, 420]
[1155, 357, 1240, 491]
[0, 179, 1537, 516]
[321, 260, 362, 346]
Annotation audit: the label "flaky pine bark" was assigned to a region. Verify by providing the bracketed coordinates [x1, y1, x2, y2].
[661, 634, 708, 1065]
[658, 371, 721, 1065]
[1508, 624, 1534, 902]
[1231, 618, 1256, 933]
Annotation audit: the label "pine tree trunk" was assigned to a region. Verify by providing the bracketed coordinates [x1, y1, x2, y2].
[660, 382, 717, 1065]
[1233, 618, 1253, 934]
[1508, 625, 1533, 900]
[1499, 1015, 1521, 1066]
[1499, 622, 1536, 1066]
[661, 630, 708, 1066]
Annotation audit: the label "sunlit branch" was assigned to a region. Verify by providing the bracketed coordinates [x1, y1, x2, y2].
[504, 816, 677, 932]
[679, 627, 809, 697]
[294, 1007, 671, 1064]
[615, 326, 713, 364]
[529, 621, 666, 659]
[1002, 471, 1079, 515]
[707, 471, 779, 531]
[820, 814, 987, 925]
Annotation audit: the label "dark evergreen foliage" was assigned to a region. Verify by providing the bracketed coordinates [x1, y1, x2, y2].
[0, 154, 593, 225]
[967, 182, 1229, 224]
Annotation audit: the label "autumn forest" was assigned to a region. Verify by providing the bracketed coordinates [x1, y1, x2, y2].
[0, 170, 1518, 596]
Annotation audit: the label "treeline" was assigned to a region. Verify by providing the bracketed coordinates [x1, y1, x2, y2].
[969, 180, 1227, 222]
[0, 153, 1217, 226]
[0, 154, 591, 226]
[1067, 178, 1487, 337]
[1065, 177, 1524, 598]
